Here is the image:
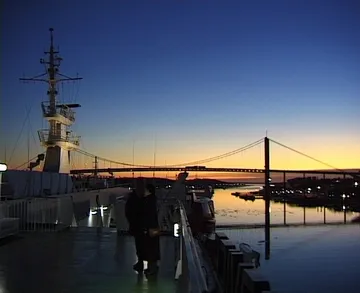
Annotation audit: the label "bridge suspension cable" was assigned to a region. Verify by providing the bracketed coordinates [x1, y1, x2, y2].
[74, 149, 154, 168]
[269, 138, 346, 172]
[163, 138, 263, 167]
[73, 138, 264, 169]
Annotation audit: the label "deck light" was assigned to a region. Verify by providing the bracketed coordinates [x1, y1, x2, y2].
[174, 223, 179, 237]
[0, 163, 7, 172]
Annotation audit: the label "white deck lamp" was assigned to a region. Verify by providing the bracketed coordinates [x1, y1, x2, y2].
[174, 223, 180, 237]
[0, 163, 7, 199]
[0, 163, 7, 172]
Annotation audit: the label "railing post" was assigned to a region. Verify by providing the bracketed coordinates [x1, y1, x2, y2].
[264, 136, 270, 260]
[0, 173, 2, 199]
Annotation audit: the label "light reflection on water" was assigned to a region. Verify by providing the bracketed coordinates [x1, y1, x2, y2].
[213, 186, 360, 225]
[215, 186, 360, 293]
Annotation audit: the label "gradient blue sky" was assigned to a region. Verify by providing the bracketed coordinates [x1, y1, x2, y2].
[1, 0, 359, 171]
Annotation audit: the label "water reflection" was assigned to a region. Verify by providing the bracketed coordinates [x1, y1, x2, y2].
[214, 186, 360, 225]
[216, 186, 360, 293]
[219, 224, 360, 293]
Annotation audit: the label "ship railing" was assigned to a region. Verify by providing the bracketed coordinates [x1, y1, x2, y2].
[0, 203, 19, 239]
[0, 197, 74, 232]
[177, 201, 209, 293]
[38, 129, 80, 146]
[41, 101, 75, 122]
[157, 189, 179, 233]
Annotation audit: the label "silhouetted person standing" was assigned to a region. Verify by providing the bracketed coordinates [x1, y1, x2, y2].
[125, 178, 160, 276]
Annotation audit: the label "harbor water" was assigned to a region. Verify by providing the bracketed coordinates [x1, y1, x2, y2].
[215, 186, 360, 293]
[214, 185, 360, 225]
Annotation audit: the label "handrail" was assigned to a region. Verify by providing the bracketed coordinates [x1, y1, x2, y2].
[41, 101, 75, 121]
[38, 129, 80, 146]
[179, 202, 209, 293]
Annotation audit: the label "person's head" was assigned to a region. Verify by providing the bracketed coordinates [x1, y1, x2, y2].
[146, 183, 156, 195]
[134, 177, 146, 197]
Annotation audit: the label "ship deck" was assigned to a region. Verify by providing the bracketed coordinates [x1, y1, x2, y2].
[0, 228, 177, 293]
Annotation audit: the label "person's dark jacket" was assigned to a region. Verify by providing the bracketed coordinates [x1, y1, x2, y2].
[143, 189, 159, 232]
[125, 189, 159, 235]
[125, 187, 160, 261]
[125, 191, 142, 235]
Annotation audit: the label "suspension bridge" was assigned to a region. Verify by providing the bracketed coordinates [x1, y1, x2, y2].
[58, 137, 359, 178]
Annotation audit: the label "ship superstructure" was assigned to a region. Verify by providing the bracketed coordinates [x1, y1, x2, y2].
[20, 28, 82, 173]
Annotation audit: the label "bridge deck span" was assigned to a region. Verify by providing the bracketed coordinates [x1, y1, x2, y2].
[70, 167, 359, 176]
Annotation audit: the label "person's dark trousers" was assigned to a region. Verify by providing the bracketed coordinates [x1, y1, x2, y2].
[144, 235, 160, 275]
[134, 232, 146, 261]
[145, 235, 160, 261]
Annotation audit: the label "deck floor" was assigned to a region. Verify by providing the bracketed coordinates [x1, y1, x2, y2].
[0, 228, 177, 293]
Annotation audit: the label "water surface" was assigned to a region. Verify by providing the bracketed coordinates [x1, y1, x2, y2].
[215, 186, 360, 293]
[214, 186, 360, 225]
[218, 225, 360, 293]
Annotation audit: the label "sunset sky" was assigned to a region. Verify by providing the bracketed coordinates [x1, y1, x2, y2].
[1, 0, 359, 178]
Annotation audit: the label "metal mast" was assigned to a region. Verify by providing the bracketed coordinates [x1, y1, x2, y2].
[20, 28, 83, 173]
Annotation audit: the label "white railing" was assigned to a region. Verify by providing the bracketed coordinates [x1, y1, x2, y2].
[176, 202, 210, 293]
[41, 101, 75, 122]
[38, 129, 80, 146]
[0, 197, 74, 232]
[0, 218, 19, 239]
[157, 196, 178, 233]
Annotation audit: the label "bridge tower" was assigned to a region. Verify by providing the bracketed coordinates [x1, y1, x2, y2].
[20, 28, 82, 173]
[94, 156, 98, 176]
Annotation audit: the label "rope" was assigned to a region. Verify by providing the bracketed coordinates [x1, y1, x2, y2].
[75, 80, 81, 103]
[8, 106, 33, 165]
[13, 151, 46, 170]
[61, 82, 64, 104]
[26, 106, 41, 155]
